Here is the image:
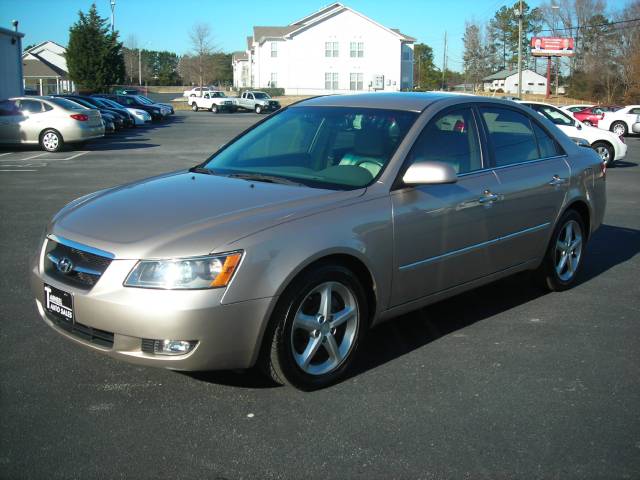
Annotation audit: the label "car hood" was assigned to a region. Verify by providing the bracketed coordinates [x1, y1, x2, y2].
[49, 171, 364, 259]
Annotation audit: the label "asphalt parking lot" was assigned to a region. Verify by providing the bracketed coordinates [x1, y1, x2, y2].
[1, 111, 639, 479]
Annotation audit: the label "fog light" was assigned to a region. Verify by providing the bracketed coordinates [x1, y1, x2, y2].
[142, 338, 197, 356]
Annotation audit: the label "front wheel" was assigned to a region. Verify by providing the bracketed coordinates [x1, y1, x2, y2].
[40, 129, 64, 152]
[592, 141, 614, 167]
[255, 105, 262, 114]
[263, 264, 368, 390]
[534, 210, 585, 291]
[611, 121, 628, 137]
[191, 103, 198, 112]
[211, 104, 218, 113]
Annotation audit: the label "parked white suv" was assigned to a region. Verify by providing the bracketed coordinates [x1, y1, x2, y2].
[598, 105, 640, 136]
[520, 101, 627, 166]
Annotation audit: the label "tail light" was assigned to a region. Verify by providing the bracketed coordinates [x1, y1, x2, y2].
[70, 113, 89, 121]
[600, 160, 607, 177]
[599, 113, 605, 119]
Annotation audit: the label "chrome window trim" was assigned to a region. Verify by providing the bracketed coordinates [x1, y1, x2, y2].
[399, 222, 551, 271]
[456, 154, 568, 178]
[47, 234, 115, 259]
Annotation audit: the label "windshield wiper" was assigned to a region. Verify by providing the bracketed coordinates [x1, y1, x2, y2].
[189, 166, 214, 174]
[227, 172, 305, 186]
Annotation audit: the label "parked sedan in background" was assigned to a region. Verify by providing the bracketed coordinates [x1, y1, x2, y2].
[0, 96, 103, 151]
[97, 97, 151, 126]
[135, 95, 175, 115]
[51, 95, 127, 131]
[183, 87, 213, 97]
[520, 101, 626, 166]
[95, 94, 166, 121]
[598, 105, 640, 136]
[571, 106, 605, 127]
[31, 93, 605, 390]
[562, 104, 593, 113]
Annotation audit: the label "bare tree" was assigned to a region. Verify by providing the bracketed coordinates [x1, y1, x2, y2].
[188, 23, 215, 93]
[463, 21, 490, 91]
[124, 34, 138, 84]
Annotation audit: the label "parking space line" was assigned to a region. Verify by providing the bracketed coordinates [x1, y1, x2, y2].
[21, 152, 48, 161]
[0, 152, 13, 157]
[0, 169, 38, 172]
[61, 151, 89, 161]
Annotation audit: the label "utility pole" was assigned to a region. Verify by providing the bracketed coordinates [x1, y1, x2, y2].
[516, 0, 523, 98]
[110, 0, 116, 35]
[442, 31, 447, 91]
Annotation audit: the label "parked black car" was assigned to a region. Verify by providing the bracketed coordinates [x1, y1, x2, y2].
[94, 94, 167, 121]
[49, 95, 125, 131]
[135, 95, 175, 114]
[64, 95, 135, 128]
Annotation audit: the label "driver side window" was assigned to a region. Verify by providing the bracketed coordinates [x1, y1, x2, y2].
[406, 108, 482, 174]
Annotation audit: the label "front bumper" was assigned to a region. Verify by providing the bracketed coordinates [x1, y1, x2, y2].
[614, 139, 628, 160]
[30, 246, 274, 371]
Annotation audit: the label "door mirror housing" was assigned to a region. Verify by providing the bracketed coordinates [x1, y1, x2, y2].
[575, 120, 582, 130]
[402, 161, 458, 186]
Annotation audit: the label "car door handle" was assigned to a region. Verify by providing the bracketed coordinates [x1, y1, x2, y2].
[478, 190, 500, 204]
[548, 175, 568, 186]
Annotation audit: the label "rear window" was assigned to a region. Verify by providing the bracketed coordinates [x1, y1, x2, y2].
[47, 98, 87, 110]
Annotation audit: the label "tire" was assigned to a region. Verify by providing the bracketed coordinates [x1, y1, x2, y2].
[592, 141, 614, 167]
[255, 105, 262, 114]
[583, 120, 593, 126]
[263, 264, 368, 390]
[191, 103, 198, 112]
[211, 104, 218, 113]
[610, 121, 628, 137]
[39, 129, 63, 152]
[534, 210, 586, 292]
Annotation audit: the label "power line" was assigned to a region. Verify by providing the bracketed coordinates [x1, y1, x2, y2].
[537, 17, 640, 33]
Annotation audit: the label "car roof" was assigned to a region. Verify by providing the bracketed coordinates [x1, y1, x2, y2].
[294, 92, 496, 112]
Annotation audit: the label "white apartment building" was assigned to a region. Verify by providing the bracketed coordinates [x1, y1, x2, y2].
[482, 68, 548, 95]
[234, 2, 415, 95]
[22, 41, 75, 94]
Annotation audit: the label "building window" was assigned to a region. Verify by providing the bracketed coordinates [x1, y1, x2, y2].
[270, 73, 277, 87]
[324, 41, 339, 57]
[325, 72, 339, 90]
[350, 42, 364, 58]
[350, 73, 363, 90]
[271, 42, 278, 57]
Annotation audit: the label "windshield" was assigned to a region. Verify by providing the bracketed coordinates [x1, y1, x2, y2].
[135, 96, 154, 105]
[201, 106, 417, 190]
[528, 104, 574, 126]
[210, 92, 225, 98]
[60, 97, 94, 109]
[254, 92, 270, 99]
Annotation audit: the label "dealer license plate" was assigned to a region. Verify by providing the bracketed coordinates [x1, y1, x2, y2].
[43, 283, 74, 324]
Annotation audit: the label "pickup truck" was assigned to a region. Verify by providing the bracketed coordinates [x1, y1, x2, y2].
[236, 91, 281, 114]
[189, 91, 237, 113]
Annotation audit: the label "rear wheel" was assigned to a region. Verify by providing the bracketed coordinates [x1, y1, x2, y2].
[592, 141, 614, 167]
[39, 129, 63, 152]
[191, 103, 198, 112]
[263, 264, 368, 390]
[534, 210, 585, 291]
[611, 121, 627, 137]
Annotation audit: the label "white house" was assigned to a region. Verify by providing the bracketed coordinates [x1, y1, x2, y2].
[235, 2, 415, 95]
[22, 41, 75, 95]
[0, 25, 25, 98]
[232, 51, 250, 89]
[482, 68, 547, 95]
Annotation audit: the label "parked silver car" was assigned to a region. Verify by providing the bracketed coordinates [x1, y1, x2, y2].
[0, 96, 104, 151]
[30, 93, 606, 389]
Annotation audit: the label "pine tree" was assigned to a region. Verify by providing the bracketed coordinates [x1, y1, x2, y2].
[66, 3, 125, 92]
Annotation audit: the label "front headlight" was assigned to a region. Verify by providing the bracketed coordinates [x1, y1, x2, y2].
[124, 251, 243, 289]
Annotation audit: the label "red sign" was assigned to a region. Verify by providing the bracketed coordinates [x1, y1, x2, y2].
[531, 37, 575, 57]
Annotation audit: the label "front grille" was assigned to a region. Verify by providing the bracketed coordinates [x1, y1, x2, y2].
[48, 313, 114, 348]
[44, 239, 112, 290]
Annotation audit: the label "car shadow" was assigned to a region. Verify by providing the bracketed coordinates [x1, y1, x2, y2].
[181, 223, 640, 390]
[611, 160, 638, 168]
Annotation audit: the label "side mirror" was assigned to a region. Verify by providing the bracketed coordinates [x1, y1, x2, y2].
[570, 137, 591, 148]
[575, 120, 582, 130]
[403, 161, 458, 186]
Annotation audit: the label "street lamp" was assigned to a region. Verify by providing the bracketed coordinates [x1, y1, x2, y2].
[514, 0, 523, 98]
[110, 0, 116, 34]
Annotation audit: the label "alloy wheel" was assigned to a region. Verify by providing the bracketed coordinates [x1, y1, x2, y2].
[612, 123, 626, 136]
[554, 220, 583, 282]
[42, 132, 59, 151]
[595, 145, 610, 163]
[290, 281, 359, 376]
